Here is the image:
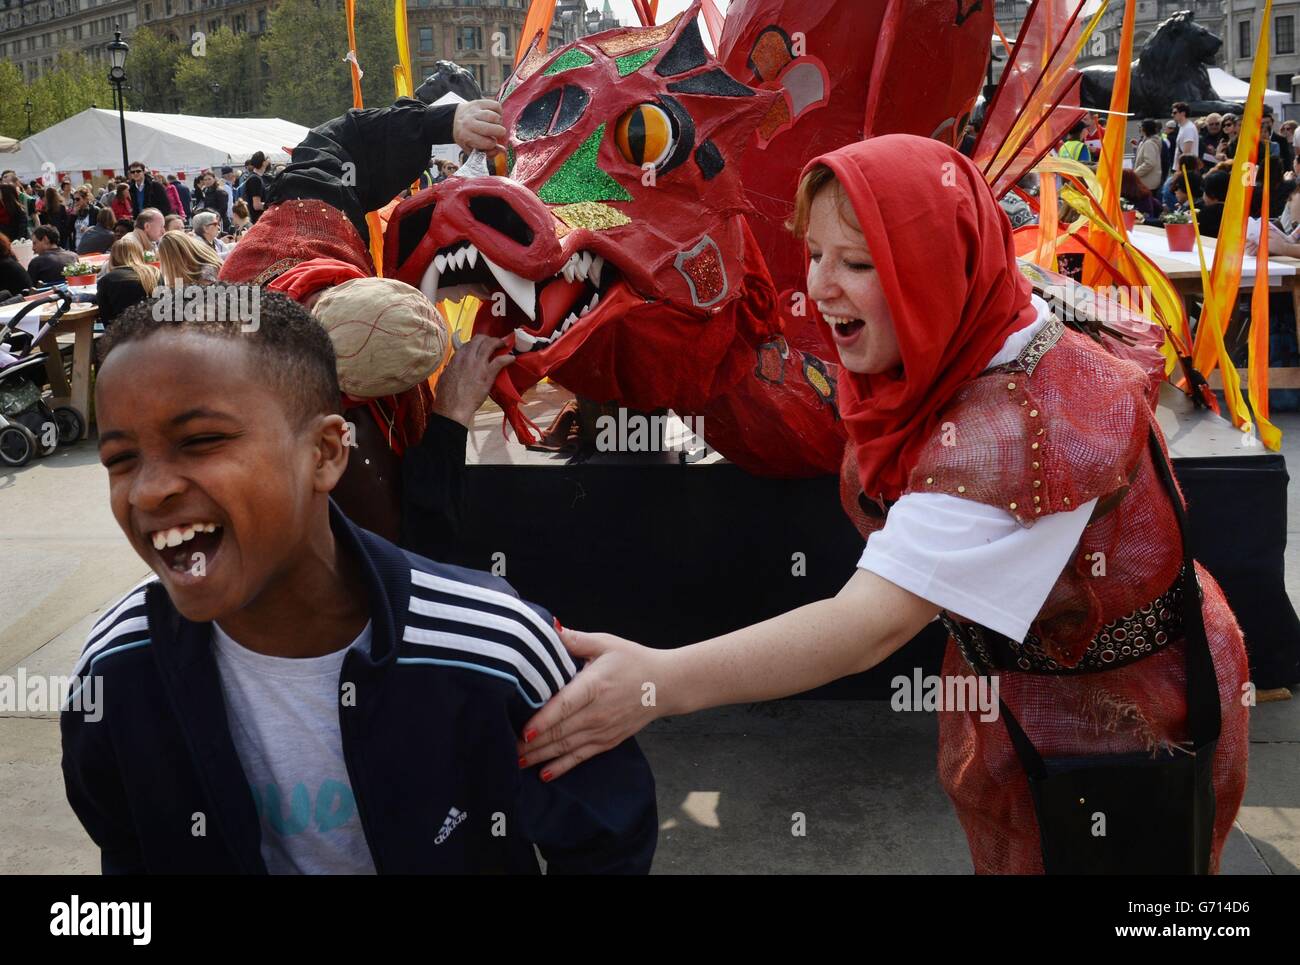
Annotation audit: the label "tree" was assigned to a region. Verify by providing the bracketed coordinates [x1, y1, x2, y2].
[0, 61, 27, 138]
[15, 52, 105, 135]
[173, 27, 262, 116]
[123, 28, 186, 114]
[262, 0, 398, 127]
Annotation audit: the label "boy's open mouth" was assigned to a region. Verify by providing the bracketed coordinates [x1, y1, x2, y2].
[147, 522, 225, 576]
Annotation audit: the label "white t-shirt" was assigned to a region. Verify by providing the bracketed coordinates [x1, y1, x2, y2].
[857, 296, 1099, 642]
[1178, 119, 1200, 160]
[213, 621, 377, 875]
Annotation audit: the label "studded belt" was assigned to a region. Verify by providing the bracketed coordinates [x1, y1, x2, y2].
[941, 568, 1187, 675]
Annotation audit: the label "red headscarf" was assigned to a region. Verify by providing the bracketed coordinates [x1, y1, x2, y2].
[803, 135, 1038, 503]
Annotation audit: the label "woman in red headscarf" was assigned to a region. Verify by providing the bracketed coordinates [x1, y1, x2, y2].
[515, 135, 1250, 874]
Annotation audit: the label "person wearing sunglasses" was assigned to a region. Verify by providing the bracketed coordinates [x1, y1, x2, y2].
[126, 162, 174, 218]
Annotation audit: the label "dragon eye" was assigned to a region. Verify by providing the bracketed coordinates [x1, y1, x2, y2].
[489, 149, 514, 177]
[615, 103, 676, 167]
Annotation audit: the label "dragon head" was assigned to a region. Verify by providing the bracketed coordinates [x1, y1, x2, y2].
[383, 3, 779, 416]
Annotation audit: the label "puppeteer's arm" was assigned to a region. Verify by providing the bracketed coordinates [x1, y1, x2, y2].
[268, 99, 458, 239]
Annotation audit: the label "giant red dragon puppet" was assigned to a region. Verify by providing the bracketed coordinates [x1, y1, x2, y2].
[379, 0, 1164, 478]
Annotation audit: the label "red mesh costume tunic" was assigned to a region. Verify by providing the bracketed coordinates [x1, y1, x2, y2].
[841, 324, 1249, 873]
[813, 136, 1248, 874]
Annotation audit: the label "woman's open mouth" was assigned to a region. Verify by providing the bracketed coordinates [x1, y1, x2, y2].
[147, 521, 225, 581]
[824, 313, 866, 344]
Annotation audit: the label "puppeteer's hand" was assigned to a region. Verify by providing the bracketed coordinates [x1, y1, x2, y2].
[453, 99, 507, 155]
[431, 333, 513, 428]
[517, 629, 670, 780]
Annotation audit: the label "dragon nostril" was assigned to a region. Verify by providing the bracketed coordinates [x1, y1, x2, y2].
[468, 195, 536, 247]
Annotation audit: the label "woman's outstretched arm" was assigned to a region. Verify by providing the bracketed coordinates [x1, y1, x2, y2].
[517, 568, 940, 778]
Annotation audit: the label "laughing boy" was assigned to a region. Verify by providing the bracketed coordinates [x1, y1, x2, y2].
[61, 291, 656, 873]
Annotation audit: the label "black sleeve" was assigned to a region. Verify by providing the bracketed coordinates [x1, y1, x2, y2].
[62, 705, 147, 874]
[399, 412, 468, 562]
[267, 98, 458, 241]
[510, 692, 658, 875]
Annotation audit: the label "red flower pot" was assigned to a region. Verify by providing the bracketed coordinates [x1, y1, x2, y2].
[64, 274, 96, 287]
[1121, 208, 1137, 231]
[1164, 221, 1195, 252]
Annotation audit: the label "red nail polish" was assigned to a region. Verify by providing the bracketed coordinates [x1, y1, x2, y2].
[518, 756, 528, 768]
[524, 727, 538, 743]
[554, 617, 564, 633]
[541, 769, 553, 783]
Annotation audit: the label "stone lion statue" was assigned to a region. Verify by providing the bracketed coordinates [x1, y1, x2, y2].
[1080, 9, 1243, 117]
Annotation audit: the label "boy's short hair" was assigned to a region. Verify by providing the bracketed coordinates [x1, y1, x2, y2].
[99, 286, 340, 426]
[33, 225, 60, 245]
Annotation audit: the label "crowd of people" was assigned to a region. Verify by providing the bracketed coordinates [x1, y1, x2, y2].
[957, 102, 1300, 271]
[0, 153, 279, 310]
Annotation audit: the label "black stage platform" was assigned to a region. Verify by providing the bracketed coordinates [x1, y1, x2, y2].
[445, 385, 1300, 695]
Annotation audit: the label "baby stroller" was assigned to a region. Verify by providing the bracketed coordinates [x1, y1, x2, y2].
[0, 287, 86, 467]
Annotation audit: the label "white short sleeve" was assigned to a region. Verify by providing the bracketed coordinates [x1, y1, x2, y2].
[858, 492, 1099, 642]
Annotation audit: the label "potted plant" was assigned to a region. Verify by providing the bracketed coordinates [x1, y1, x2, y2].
[61, 260, 97, 287]
[1120, 198, 1137, 231]
[1161, 210, 1195, 251]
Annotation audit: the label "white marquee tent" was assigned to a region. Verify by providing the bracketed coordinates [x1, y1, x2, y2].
[1206, 68, 1288, 118]
[2, 108, 309, 182]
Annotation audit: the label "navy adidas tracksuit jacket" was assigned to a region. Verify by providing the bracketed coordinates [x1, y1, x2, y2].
[60, 503, 657, 874]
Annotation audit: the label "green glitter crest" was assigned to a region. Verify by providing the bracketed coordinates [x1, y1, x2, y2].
[614, 48, 659, 76]
[543, 48, 595, 76]
[538, 123, 633, 204]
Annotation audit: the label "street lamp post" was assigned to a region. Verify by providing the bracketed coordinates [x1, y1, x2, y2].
[210, 82, 222, 116]
[107, 27, 130, 179]
[23, 99, 33, 136]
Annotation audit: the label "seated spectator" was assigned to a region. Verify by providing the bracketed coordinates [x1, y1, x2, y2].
[0, 182, 30, 241]
[41, 187, 73, 250]
[230, 200, 252, 237]
[1121, 168, 1162, 222]
[27, 226, 79, 285]
[1171, 167, 1202, 213]
[78, 208, 118, 255]
[191, 210, 231, 256]
[1196, 170, 1230, 238]
[133, 208, 166, 252]
[164, 213, 185, 233]
[1162, 155, 1199, 210]
[1262, 154, 1295, 219]
[157, 230, 223, 288]
[110, 183, 134, 221]
[69, 186, 102, 251]
[112, 218, 135, 242]
[0, 231, 33, 298]
[96, 234, 159, 325]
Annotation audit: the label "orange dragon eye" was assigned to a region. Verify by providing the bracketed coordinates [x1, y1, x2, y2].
[615, 103, 675, 168]
[489, 149, 514, 176]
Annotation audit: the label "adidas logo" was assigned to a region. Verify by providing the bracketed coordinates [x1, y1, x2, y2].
[435, 806, 468, 845]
